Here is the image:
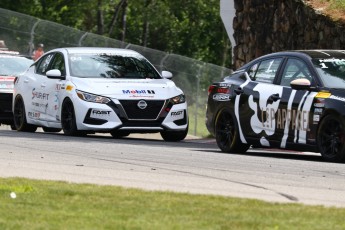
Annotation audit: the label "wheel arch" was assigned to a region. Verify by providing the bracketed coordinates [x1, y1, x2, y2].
[213, 105, 249, 153]
[316, 111, 345, 162]
[60, 96, 74, 115]
[13, 94, 24, 109]
[316, 109, 341, 134]
[213, 104, 235, 134]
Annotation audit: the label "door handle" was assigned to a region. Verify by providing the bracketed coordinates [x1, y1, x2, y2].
[269, 93, 280, 102]
[234, 88, 244, 95]
[24, 79, 29, 83]
[41, 83, 46, 88]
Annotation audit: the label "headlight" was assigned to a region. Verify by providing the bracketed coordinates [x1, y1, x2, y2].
[170, 94, 186, 104]
[76, 90, 111, 104]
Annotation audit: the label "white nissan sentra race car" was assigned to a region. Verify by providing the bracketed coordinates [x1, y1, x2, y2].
[13, 47, 188, 141]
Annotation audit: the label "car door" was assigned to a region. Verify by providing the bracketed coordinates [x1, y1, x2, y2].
[24, 53, 55, 124]
[275, 57, 318, 148]
[237, 57, 284, 147]
[44, 52, 66, 123]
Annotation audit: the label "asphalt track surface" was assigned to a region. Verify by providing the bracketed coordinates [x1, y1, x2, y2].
[1, 125, 345, 207]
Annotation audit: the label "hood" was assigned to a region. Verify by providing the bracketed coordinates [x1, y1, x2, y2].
[70, 77, 183, 100]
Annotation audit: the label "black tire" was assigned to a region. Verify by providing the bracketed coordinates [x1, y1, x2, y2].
[215, 108, 249, 153]
[160, 126, 188, 142]
[42, 127, 62, 133]
[61, 99, 79, 136]
[13, 96, 37, 132]
[317, 114, 345, 163]
[110, 130, 130, 138]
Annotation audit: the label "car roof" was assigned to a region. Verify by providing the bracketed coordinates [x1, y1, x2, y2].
[0, 50, 21, 56]
[237, 50, 345, 71]
[51, 47, 142, 56]
[259, 50, 345, 59]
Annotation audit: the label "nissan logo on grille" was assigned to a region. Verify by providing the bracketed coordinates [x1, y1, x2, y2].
[137, 100, 147, 109]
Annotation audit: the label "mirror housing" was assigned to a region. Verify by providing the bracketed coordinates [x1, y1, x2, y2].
[46, 69, 65, 79]
[290, 78, 311, 90]
[162, 70, 173, 79]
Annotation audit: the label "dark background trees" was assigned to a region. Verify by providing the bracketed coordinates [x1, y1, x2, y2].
[0, 0, 231, 67]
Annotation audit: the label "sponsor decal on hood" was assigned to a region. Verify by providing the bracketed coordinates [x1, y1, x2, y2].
[71, 77, 181, 99]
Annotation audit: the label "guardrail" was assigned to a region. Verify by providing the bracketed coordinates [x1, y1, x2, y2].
[0, 8, 232, 137]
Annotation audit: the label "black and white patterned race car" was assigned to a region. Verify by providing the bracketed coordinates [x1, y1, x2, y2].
[13, 47, 188, 141]
[206, 50, 345, 162]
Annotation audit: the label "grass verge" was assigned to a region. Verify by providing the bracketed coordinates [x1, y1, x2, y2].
[188, 104, 212, 138]
[1, 177, 345, 229]
[308, 0, 345, 22]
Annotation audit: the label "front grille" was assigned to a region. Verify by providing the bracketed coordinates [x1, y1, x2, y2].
[118, 100, 166, 120]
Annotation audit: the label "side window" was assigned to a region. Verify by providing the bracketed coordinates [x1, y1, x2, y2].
[248, 63, 258, 80]
[254, 58, 283, 83]
[36, 53, 54, 75]
[50, 53, 65, 75]
[280, 58, 312, 87]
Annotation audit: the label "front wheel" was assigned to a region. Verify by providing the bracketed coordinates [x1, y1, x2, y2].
[215, 108, 249, 153]
[160, 127, 188, 142]
[13, 96, 37, 132]
[317, 114, 345, 163]
[61, 99, 79, 136]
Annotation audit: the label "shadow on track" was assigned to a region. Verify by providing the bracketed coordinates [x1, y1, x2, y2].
[196, 147, 331, 163]
[1, 128, 218, 150]
[3, 128, 337, 164]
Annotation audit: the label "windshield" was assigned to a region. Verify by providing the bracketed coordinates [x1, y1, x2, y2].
[312, 58, 345, 88]
[0, 56, 33, 76]
[68, 53, 161, 79]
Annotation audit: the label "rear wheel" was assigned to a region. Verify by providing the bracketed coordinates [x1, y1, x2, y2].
[215, 108, 249, 153]
[13, 97, 37, 132]
[61, 99, 79, 136]
[317, 114, 345, 163]
[160, 126, 188, 142]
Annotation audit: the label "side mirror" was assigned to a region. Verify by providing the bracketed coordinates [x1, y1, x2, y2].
[46, 69, 65, 80]
[290, 78, 311, 90]
[162, 70, 173, 79]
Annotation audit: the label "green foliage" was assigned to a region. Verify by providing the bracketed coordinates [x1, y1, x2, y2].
[188, 103, 211, 137]
[0, 0, 232, 67]
[1, 178, 345, 229]
[332, 0, 345, 8]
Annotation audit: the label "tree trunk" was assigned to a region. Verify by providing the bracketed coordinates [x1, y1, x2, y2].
[108, 0, 125, 37]
[121, 0, 128, 41]
[97, 0, 104, 35]
[141, 0, 152, 47]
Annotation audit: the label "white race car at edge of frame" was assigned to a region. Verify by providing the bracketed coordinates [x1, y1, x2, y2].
[13, 47, 188, 141]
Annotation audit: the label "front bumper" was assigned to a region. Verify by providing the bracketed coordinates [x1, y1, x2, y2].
[74, 98, 188, 132]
